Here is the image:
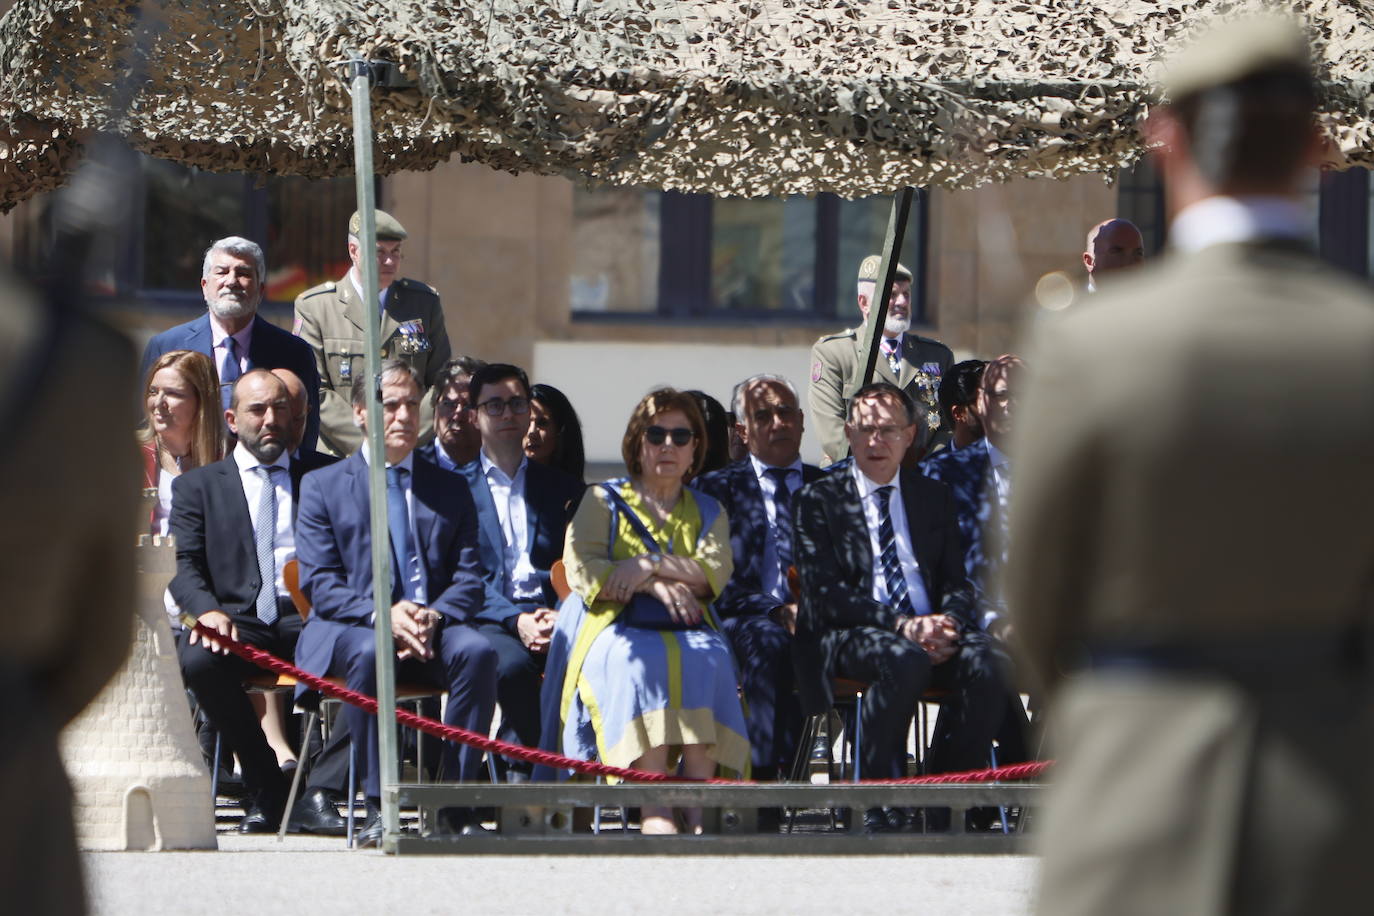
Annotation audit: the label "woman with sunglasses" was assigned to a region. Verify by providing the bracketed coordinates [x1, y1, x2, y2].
[539, 388, 748, 834]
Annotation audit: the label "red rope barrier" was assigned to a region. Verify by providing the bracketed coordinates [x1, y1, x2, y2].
[180, 615, 1051, 786]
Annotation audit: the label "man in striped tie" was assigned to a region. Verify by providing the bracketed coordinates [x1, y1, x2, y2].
[793, 382, 1006, 832]
[170, 370, 345, 835]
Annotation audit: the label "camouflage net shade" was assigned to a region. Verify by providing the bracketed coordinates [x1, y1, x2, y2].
[2, 0, 1373, 210]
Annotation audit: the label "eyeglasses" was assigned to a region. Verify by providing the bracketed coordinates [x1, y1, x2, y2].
[475, 395, 531, 417]
[750, 404, 799, 425]
[645, 425, 694, 447]
[851, 424, 910, 442]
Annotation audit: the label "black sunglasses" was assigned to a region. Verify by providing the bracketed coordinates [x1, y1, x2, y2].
[645, 425, 694, 447]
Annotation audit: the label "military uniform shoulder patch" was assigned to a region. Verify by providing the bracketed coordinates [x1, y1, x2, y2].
[811, 359, 823, 381]
[291, 315, 304, 335]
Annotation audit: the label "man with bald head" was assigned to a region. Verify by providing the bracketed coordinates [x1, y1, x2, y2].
[1082, 218, 1145, 290]
[272, 367, 338, 475]
[170, 370, 344, 835]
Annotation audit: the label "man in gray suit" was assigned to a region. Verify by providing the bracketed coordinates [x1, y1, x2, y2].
[1009, 16, 1374, 915]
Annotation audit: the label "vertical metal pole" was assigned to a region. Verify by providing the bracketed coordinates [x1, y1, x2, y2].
[857, 187, 916, 388]
[349, 56, 401, 850]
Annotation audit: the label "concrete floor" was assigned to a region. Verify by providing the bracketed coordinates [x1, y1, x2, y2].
[83, 836, 1038, 915]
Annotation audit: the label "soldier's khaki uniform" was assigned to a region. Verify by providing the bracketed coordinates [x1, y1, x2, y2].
[808, 324, 953, 465]
[293, 275, 451, 456]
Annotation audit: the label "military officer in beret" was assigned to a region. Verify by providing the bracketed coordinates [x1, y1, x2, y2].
[808, 255, 954, 466]
[293, 210, 452, 456]
[1011, 15, 1374, 915]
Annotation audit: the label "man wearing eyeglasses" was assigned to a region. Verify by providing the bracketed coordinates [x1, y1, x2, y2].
[694, 375, 822, 788]
[421, 362, 584, 781]
[293, 210, 452, 457]
[793, 382, 1006, 833]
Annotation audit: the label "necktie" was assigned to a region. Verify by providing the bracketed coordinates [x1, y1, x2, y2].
[387, 466, 419, 601]
[219, 336, 241, 410]
[766, 467, 795, 574]
[253, 466, 280, 624]
[876, 485, 916, 617]
[882, 337, 902, 379]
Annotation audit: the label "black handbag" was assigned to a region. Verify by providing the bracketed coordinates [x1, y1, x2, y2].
[600, 483, 696, 630]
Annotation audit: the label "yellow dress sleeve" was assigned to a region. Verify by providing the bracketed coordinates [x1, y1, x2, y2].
[683, 491, 734, 599]
[563, 487, 616, 607]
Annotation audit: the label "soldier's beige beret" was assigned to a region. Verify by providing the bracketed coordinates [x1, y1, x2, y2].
[857, 254, 913, 284]
[348, 209, 409, 241]
[1163, 14, 1312, 101]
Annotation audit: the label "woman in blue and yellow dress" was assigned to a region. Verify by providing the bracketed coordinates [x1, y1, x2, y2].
[538, 388, 749, 834]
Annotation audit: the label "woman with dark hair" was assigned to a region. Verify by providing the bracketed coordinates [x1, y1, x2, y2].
[539, 388, 748, 833]
[138, 349, 225, 535]
[524, 382, 586, 484]
[685, 389, 731, 479]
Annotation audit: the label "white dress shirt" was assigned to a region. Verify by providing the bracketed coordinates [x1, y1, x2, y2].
[750, 453, 803, 603]
[480, 450, 542, 602]
[1169, 195, 1312, 253]
[851, 463, 933, 615]
[350, 269, 392, 314]
[233, 442, 294, 598]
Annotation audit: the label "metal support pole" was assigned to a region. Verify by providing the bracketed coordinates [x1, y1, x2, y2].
[348, 56, 401, 850]
[857, 187, 916, 388]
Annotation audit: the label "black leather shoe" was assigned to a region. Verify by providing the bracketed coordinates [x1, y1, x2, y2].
[288, 787, 347, 836]
[355, 801, 384, 848]
[863, 807, 898, 834]
[810, 735, 831, 761]
[436, 807, 492, 836]
[239, 793, 285, 835]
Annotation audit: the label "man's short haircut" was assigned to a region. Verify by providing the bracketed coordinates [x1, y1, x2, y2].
[730, 373, 799, 421]
[202, 236, 266, 286]
[847, 381, 920, 427]
[938, 359, 987, 428]
[229, 369, 285, 410]
[431, 355, 488, 407]
[467, 362, 531, 407]
[350, 358, 421, 408]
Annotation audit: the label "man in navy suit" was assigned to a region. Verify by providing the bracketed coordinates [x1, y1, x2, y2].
[793, 383, 1006, 832]
[139, 237, 320, 453]
[170, 370, 344, 835]
[920, 354, 1022, 635]
[694, 374, 821, 781]
[421, 362, 582, 779]
[295, 359, 497, 844]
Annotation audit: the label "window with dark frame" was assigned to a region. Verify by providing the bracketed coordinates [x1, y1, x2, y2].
[569, 187, 928, 323]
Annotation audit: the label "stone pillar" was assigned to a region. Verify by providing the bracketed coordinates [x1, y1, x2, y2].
[59, 536, 216, 850]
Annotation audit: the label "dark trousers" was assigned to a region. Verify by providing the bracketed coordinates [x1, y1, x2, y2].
[330, 622, 497, 798]
[177, 604, 300, 803]
[722, 614, 802, 777]
[476, 621, 546, 776]
[830, 625, 1004, 780]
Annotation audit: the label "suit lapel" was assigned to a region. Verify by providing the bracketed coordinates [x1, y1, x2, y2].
[411, 459, 439, 570]
[215, 457, 256, 568]
[738, 462, 767, 578]
[188, 314, 212, 354]
[524, 462, 547, 558]
[834, 471, 875, 591]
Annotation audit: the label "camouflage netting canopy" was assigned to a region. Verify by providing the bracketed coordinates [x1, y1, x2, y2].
[2, 0, 1373, 210]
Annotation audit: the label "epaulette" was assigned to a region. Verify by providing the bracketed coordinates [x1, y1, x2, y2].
[814, 326, 858, 345]
[396, 277, 439, 296]
[297, 281, 337, 299]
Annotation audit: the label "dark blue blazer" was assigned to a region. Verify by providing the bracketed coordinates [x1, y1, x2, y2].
[792, 466, 974, 716]
[418, 445, 584, 631]
[693, 458, 823, 619]
[293, 451, 484, 690]
[139, 312, 321, 454]
[919, 438, 1002, 625]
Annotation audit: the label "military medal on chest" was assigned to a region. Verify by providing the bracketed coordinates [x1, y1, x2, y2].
[917, 362, 943, 431]
[394, 318, 432, 357]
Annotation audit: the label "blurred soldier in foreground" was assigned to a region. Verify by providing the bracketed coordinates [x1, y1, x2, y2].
[1009, 16, 1374, 915]
[0, 269, 137, 911]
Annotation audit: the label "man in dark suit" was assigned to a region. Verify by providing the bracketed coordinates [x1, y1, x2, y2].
[421, 362, 582, 780]
[794, 382, 1006, 832]
[139, 236, 320, 453]
[920, 354, 1022, 634]
[271, 367, 339, 475]
[694, 374, 821, 781]
[295, 359, 497, 844]
[170, 370, 345, 835]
